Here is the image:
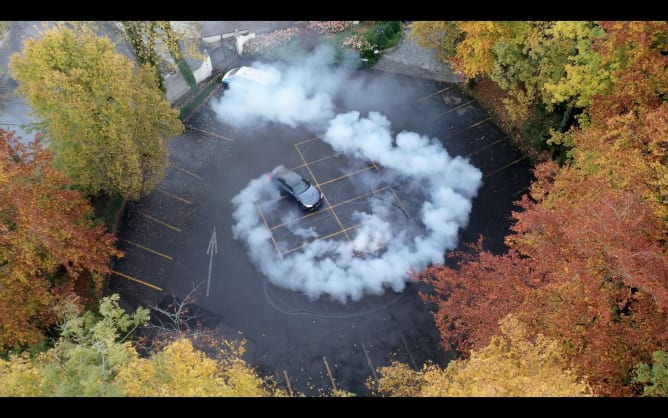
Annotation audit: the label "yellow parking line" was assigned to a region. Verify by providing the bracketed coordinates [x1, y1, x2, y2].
[111, 270, 163, 292]
[281, 224, 359, 256]
[269, 186, 389, 231]
[290, 152, 339, 170]
[333, 186, 390, 209]
[461, 117, 492, 131]
[323, 356, 338, 391]
[120, 239, 173, 260]
[388, 187, 409, 215]
[294, 143, 350, 242]
[294, 136, 322, 146]
[317, 165, 376, 188]
[268, 205, 325, 230]
[256, 201, 282, 255]
[430, 99, 474, 120]
[256, 201, 272, 229]
[186, 124, 234, 142]
[414, 86, 453, 103]
[156, 188, 193, 204]
[284, 371, 294, 397]
[170, 164, 204, 181]
[484, 156, 528, 178]
[294, 143, 320, 185]
[140, 213, 182, 232]
[466, 137, 507, 158]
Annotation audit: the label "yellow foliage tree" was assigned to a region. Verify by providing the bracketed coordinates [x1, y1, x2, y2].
[373, 314, 591, 397]
[9, 23, 183, 199]
[0, 353, 42, 396]
[408, 21, 464, 63]
[116, 337, 287, 397]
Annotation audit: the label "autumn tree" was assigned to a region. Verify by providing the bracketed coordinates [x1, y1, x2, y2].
[9, 23, 184, 200]
[410, 21, 612, 128]
[633, 350, 668, 397]
[549, 21, 668, 223]
[116, 337, 287, 397]
[550, 104, 668, 223]
[589, 21, 668, 120]
[420, 161, 668, 396]
[0, 294, 148, 396]
[508, 163, 668, 396]
[0, 129, 121, 351]
[411, 21, 668, 397]
[373, 314, 591, 397]
[408, 21, 464, 63]
[418, 241, 538, 355]
[119, 289, 290, 397]
[0, 294, 288, 397]
[120, 21, 202, 93]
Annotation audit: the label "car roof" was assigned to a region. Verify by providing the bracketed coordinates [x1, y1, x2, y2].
[223, 66, 277, 85]
[272, 165, 304, 186]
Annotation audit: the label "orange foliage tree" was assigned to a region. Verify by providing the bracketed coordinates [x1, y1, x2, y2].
[419, 161, 668, 396]
[590, 21, 668, 120]
[508, 162, 668, 396]
[418, 242, 540, 355]
[0, 129, 122, 351]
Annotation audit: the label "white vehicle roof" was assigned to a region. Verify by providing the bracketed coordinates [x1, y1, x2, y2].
[222, 66, 278, 85]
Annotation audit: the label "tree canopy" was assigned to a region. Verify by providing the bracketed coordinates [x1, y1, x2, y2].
[0, 294, 286, 397]
[0, 129, 121, 352]
[410, 21, 668, 396]
[9, 23, 183, 199]
[374, 314, 591, 397]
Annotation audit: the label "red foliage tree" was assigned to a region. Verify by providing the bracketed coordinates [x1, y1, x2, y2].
[418, 242, 542, 355]
[509, 162, 668, 395]
[419, 160, 668, 396]
[0, 129, 122, 351]
[590, 21, 668, 120]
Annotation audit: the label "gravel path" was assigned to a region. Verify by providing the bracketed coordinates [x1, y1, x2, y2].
[373, 27, 462, 83]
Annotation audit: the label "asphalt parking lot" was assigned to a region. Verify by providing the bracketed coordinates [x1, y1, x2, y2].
[107, 69, 532, 395]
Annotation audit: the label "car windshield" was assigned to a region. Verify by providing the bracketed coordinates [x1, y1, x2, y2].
[292, 179, 310, 194]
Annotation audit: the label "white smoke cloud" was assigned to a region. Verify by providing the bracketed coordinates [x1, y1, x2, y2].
[211, 45, 351, 129]
[219, 45, 483, 303]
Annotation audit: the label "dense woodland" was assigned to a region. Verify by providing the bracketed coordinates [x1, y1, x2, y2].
[1, 21, 667, 396]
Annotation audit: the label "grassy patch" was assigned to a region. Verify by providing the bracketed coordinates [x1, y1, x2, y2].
[359, 21, 404, 66]
[177, 58, 198, 90]
[91, 192, 125, 233]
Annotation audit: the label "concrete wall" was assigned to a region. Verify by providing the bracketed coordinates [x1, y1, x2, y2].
[236, 33, 255, 55]
[193, 54, 212, 84]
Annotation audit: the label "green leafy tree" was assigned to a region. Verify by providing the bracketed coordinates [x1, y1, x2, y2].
[9, 23, 184, 200]
[121, 21, 202, 92]
[0, 294, 149, 396]
[0, 294, 289, 397]
[633, 350, 668, 397]
[409, 21, 611, 126]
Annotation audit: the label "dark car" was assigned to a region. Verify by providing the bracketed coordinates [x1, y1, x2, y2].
[270, 165, 323, 211]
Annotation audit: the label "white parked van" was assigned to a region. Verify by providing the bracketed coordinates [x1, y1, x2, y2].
[221, 66, 278, 88]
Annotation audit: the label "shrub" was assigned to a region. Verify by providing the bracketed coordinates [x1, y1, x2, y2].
[307, 21, 354, 34]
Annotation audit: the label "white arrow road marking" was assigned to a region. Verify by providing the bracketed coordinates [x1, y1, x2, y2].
[206, 227, 218, 297]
